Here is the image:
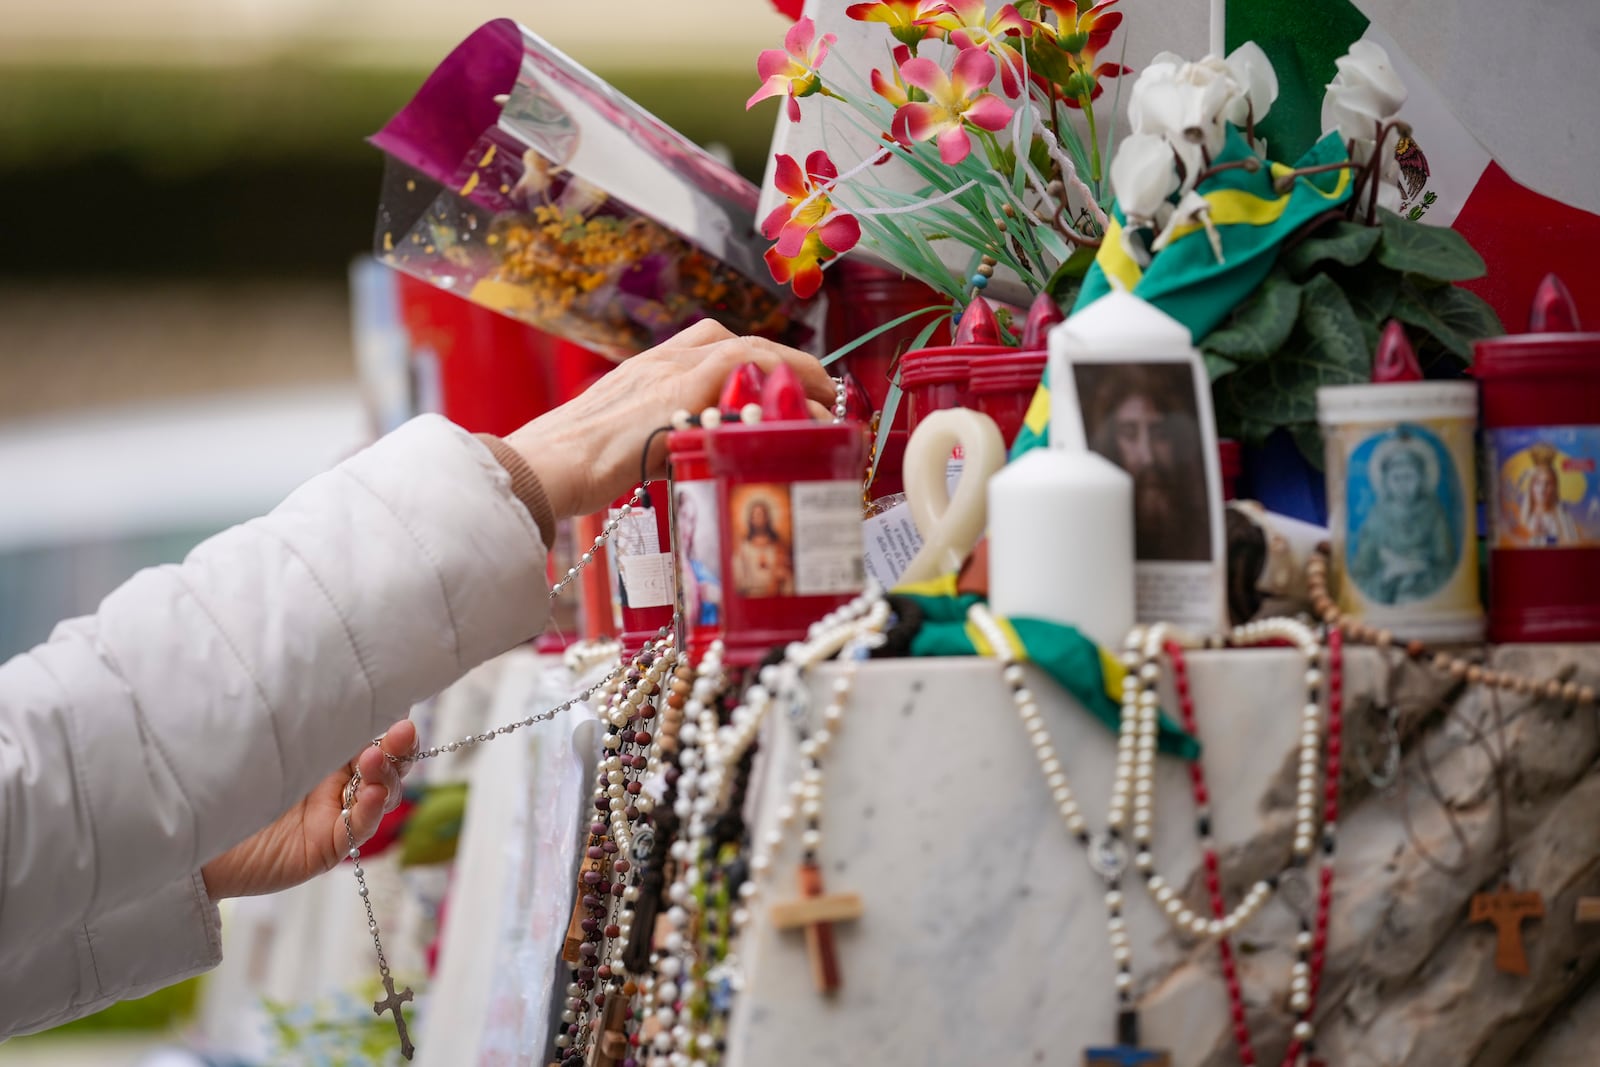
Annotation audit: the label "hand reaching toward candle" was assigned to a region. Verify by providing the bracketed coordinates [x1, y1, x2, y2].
[505, 321, 835, 519]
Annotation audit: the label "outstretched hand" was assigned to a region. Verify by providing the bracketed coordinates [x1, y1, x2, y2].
[200, 719, 418, 901]
[505, 321, 835, 519]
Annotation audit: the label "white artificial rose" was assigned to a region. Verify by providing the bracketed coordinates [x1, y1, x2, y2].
[1128, 64, 1183, 138]
[1221, 41, 1279, 128]
[1321, 39, 1407, 164]
[1111, 133, 1181, 224]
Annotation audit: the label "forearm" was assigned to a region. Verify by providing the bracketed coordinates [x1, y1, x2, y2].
[0, 416, 551, 953]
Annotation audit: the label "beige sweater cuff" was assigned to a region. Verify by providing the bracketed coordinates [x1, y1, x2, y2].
[475, 433, 557, 549]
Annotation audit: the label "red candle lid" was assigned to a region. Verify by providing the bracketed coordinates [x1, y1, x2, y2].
[955, 296, 1003, 346]
[719, 362, 766, 410]
[1372, 320, 1423, 383]
[760, 362, 813, 421]
[1474, 272, 1600, 377]
[1021, 292, 1066, 349]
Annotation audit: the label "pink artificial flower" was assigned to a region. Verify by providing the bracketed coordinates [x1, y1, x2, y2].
[764, 232, 833, 299]
[916, 0, 1032, 96]
[747, 17, 838, 122]
[761, 151, 862, 259]
[893, 48, 1016, 164]
[871, 44, 916, 141]
[846, 0, 937, 47]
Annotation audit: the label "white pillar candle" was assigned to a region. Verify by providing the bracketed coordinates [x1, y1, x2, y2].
[987, 329, 1135, 651]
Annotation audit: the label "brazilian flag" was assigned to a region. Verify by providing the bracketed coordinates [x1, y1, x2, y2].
[1010, 127, 1354, 458]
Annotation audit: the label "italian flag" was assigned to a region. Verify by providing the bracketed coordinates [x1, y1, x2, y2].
[1225, 0, 1600, 331]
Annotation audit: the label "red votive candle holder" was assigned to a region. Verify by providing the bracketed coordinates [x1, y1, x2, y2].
[1475, 274, 1600, 642]
[1218, 440, 1242, 502]
[707, 417, 869, 667]
[970, 349, 1048, 447]
[668, 428, 723, 662]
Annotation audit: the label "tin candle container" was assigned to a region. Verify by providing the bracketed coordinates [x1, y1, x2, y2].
[1317, 382, 1483, 642]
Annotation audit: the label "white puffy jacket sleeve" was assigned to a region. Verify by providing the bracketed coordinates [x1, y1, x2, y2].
[0, 415, 551, 1036]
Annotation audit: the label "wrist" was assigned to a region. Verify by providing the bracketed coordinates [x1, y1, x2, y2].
[475, 433, 558, 547]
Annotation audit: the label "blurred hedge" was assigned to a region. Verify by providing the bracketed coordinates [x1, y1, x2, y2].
[0, 64, 777, 279]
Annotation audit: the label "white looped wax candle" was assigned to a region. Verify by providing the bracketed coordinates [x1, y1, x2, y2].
[986, 324, 1136, 651]
[897, 408, 1007, 586]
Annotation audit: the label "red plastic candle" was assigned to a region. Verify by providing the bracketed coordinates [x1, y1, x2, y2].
[706, 364, 868, 665]
[1475, 273, 1600, 642]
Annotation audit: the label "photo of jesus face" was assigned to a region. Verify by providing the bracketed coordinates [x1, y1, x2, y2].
[727, 484, 795, 599]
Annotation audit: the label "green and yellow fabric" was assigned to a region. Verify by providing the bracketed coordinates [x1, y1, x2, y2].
[893, 573, 1199, 759]
[1010, 128, 1354, 458]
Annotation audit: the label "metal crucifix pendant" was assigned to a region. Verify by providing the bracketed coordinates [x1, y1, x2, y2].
[374, 973, 416, 1060]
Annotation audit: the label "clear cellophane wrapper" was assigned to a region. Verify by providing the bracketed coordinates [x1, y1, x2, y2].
[372, 19, 801, 360]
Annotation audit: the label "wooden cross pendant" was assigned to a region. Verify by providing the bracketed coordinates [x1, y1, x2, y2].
[564, 853, 609, 964]
[769, 863, 862, 995]
[373, 974, 416, 1061]
[589, 990, 630, 1067]
[1470, 888, 1543, 975]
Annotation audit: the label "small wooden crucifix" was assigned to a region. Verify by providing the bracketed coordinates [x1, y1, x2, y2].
[1084, 1010, 1169, 1067]
[768, 863, 862, 995]
[564, 852, 610, 964]
[1083, 1046, 1171, 1066]
[373, 974, 416, 1061]
[589, 989, 630, 1067]
[1470, 887, 1544, 975]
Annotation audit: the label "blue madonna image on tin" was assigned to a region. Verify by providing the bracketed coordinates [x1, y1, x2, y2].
[1346, 423, 1463, 605]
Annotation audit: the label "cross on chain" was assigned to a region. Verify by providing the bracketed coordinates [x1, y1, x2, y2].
[1083, 1047, 1171, 1066]
[1470, 888, 1543, 976]
[374, 973, 416, 1060]
[768, 863, 862, 995]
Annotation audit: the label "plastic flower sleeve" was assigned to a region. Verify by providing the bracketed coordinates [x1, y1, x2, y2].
[372, 19, 800, 360]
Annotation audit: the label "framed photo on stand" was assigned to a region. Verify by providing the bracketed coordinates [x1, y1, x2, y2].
[1049, 292, 1229, 634]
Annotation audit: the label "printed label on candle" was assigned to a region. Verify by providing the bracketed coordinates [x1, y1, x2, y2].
[607, 506, 673, 610]
[673, 480, 722, 625]
[1486, 425, 1600, 549]
[862, 499, 924, 589]
[791, 480, 868, 596]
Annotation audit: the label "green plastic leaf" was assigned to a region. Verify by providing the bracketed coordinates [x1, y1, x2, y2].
[1199, 270, 1302, 363]
[1023, 37, 1078, 90]
[1392, 281, 1504, 362]
[1336, 263, 1399, 325]
[1045, 244, 1096, 306]
[1204, 352, 1239, 382]
[1375, 208, 1487, 282]
[1216, 274, 1370, 428]
[1281, 221, 1381, 279]
[821, 304, 947, 367]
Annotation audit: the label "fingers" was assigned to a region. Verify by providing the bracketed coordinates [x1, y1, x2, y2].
[344, 779, 390, 847]
[695, 337, 836, 405]
[806, 399, 832, 422]
[357, 721, 417, 815]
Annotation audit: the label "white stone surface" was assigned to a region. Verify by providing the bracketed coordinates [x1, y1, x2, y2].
[727, 650, 1316, 1066]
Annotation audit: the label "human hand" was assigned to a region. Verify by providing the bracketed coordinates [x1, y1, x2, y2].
[200, 719, 418, 902]
[505, 321, 835, 518]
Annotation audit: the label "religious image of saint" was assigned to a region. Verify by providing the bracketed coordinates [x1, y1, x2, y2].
[1348, 431, 1457, 605]
[730, 488, 794, 598]
[675, 483, 722, 625]
[1516, 444, 1579, 547]
[1075, 362, 1212, 562]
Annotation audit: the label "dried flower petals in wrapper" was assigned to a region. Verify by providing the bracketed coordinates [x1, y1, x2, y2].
[371, 19, 801, 360]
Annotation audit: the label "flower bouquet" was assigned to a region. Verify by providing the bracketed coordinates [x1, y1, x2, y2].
[372, 19, 798, 361]
[747, 0, 1136, 317]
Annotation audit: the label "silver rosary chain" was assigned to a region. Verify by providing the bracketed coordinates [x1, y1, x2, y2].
[344, 476, 659, 1056]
